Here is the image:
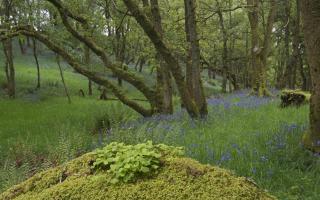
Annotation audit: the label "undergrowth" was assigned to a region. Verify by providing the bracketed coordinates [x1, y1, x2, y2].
[93, 141, 184, 183]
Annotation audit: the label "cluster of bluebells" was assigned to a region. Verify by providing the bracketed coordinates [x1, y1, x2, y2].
[207, 89, 278, 109]
[91, 89, 320, 182]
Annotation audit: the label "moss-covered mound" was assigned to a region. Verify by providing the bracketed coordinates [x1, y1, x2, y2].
[280, 90, 311, 108]
[0, 143, 276, 200]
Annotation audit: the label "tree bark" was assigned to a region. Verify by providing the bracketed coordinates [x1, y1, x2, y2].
[46, 0, 158, 108]
[2, 27, 154, 117]
[216, 1, 228, 93]
[18, 37, 26, 55]
[150, 0, 173, 114]
[3, 0, 15, 98]
[84, 46, 92, 95]
[184, 0, 208, 116]
[56, 55, 71, 104]
[301, 0, 320, 152]
[283, 0, 293, 89]
[33, 38, 41, 89]
[247, 0, 277, 96]
[123, 0, 201, 118]
[115, 26, 126, 87]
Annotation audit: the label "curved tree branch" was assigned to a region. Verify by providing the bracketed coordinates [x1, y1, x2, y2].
[122, 0, 200, 117]
[46, 0, 157, 106]
[0, 26, 153, 117]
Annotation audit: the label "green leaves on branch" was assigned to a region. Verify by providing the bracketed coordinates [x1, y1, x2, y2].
[92, 141, 184, 184]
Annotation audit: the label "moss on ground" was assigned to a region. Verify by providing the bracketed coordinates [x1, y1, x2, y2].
[0, 150, 276, 200]
[280, 90, 311, 107]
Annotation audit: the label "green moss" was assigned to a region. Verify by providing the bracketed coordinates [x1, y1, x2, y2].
[302, 131, 320, 153]
[0, 148, 276, 200]
[281, 90, 311, 107]
[281, 90, 311, 100]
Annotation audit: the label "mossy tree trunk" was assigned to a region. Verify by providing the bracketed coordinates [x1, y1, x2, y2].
[123, 0, 201, 118]
[216, 0, 229, 93]
[84, 46, 92, 96]
[115, 26, 127, 88]
[247, 0, 276, 97]
[32, 38, 41, 89]
[282, 0, 304, 90]
[2, 27, 154, 117]
[282, 0, 294, 89]
[2, 0, 15, 98]
[301, 0, 320, 152]
[44, 0, 158, 115]
[184, 0, 208, 117]
[150, 0, 173, 114]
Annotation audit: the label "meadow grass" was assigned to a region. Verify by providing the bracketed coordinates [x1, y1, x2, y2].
[101, 93, 319, 200]
[0, 51, 139, 191]
[0, 51, 319, 199]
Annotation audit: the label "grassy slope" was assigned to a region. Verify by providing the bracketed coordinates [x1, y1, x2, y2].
[0, 48, 138, 191]
[104, 96, 319, 200]
[0, 48, 319, 199]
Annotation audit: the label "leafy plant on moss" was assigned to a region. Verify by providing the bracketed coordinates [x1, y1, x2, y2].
[93, 141, 184, 184]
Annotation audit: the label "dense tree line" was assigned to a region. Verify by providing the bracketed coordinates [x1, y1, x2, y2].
[0, 0, 319, 152]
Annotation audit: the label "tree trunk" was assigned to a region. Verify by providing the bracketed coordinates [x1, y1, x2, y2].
[84, 46, 92, 95]
[283, 0, 293, 89]
[245, 29, 251, 88]
[289, 0, 300, 89]
[27, 36, 31, 47]
[299, 58, 308, 91]
[123, 0, 200, 118]
[184, 0, 208, 117]
[134, 58, 140, 71]
[301, 0, 320, 152]
[293, 0, 307, 91]
[150, 0, 173, 114]
[33, 38, 41, 89]
[247, 0, 276, 96]
[115, 27, 126, 87]
[139, 57, 145, 73]
[56, 55, 71, 104]
[2, 40, 15, 98]
[216, 1, 228, 93]
[18, 37, 26, 55]
[2, 0, 15, 98]
[283, 0, 303, 90]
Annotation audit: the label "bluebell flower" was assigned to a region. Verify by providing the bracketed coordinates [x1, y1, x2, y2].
[231, 143, 242, 154]
[276, 142, 286, 149]
[260, 156, 268, 162]
[266, 169, 274, 178]
[220, 151, 232, 163]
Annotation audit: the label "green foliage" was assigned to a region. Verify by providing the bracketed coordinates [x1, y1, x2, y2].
[93, 141, 184, 184]
[280, 90, 311, 107]
[0, 50, 139, 192]
[0, 153, 275, 200]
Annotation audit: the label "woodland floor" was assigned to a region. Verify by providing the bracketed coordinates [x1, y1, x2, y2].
[0, 50, 319, 199]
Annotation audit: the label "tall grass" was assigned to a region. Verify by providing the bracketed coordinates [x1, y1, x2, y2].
[0, 50, 139, 191]
[1, 50, 319, 199]
[100, 93, 319, 200]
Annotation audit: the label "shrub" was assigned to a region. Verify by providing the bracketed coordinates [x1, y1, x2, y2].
[92, 141, 184, 184]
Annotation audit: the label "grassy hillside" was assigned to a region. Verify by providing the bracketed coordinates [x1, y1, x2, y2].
[0, 47, 138, 191]
[0, 47, 319, 199]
